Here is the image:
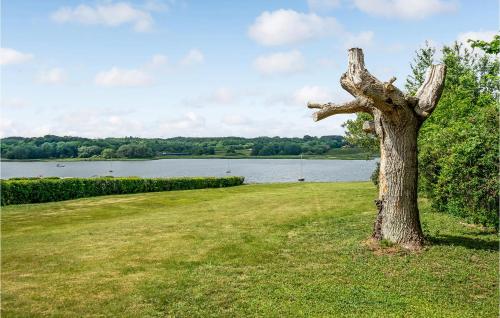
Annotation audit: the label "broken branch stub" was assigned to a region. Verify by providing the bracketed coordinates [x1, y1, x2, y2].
[414, 64, 447, 118]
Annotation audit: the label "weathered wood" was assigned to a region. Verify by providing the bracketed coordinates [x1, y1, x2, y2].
[414, 64, 447, 118]
[362, 120, 375, 133]
[307, 48, 446, 249]
[308, 97, 372, 122]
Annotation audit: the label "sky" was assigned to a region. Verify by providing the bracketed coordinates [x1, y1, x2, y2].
[1, 0, 498, 138]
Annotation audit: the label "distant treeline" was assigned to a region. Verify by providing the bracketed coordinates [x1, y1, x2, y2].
[0, 135, 349, 159]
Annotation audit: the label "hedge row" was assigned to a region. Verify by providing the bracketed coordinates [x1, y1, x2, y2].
[0, 176, 245, 206]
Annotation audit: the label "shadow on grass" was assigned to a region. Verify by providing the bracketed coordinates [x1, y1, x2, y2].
[428, 234, 499, 251]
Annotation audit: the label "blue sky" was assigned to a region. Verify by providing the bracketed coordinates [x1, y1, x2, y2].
[1, 0, 498, 137]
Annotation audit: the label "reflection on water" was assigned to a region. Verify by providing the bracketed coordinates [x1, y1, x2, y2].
[1, 159, 378, 183]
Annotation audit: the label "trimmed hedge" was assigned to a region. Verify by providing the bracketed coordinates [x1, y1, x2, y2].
[0, 176, 245, 206]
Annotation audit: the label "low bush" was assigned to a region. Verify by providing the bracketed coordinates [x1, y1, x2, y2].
[0, 176, 244, 205]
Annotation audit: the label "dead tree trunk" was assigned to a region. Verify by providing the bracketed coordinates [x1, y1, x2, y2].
[307, 48, 446, 249]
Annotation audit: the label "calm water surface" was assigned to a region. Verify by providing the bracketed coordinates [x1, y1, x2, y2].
[1, 159, 378, 183]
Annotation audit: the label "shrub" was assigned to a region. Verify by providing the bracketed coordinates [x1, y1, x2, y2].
[0, 176, 245, 206]
[418, 43, 499, 229]
[371, 162, 380, 188]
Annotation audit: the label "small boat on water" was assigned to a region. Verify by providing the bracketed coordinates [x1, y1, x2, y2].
[225, 159, 231, 174]
[298, 154, 305, 182]
[56, 163, 65, 168]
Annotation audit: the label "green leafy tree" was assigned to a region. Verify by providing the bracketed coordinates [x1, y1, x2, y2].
[101, 148, 116, 159]
[78, 146, 102, 158]
[40, 142, 56, 158]
[405, 42, 436, 95]
[341, 113, 378, 153]
[116, 144, 154, 158]
[56, 142, 78, 158]
[419, 42, 499, 228]
[468, 34, 500, 55]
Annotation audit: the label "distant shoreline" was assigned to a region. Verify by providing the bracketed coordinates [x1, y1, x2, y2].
[1, 154, 379, 162]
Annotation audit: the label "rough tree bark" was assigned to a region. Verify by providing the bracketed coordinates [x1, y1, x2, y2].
[307, 48, 446, 249]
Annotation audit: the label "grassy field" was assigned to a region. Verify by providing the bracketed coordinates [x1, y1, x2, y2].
[1, 183, 498, 317]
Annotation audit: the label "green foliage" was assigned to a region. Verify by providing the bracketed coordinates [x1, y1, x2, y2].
[419, 42, 499, 228]
[468, 34, 500, 55]
[116, 143, 154, 158]
[78, 145, 102, 158]
[101, 148, 116, 159]
[405, 41, 435, 95]
[341, 113, 378, 153]
[370, 161, 380, 187]
[0, 176, 244, 205]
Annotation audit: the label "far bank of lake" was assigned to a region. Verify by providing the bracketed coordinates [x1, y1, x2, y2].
[1, 148, 378, 162]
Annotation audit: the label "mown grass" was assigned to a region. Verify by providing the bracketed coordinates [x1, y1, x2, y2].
[1, 182, 498, 317]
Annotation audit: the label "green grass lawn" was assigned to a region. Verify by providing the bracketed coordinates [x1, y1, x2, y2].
[1, 183, 498, 317]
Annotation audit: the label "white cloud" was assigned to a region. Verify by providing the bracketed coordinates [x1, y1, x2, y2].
[157, 112, 206, 131]
[50, 110, 144, 137]
[293, 86, 333, 105]
[94, 54, 174, 87]
[180, 49, 205, 66]
[352, 0, 457, 20]
[248, 9, 341, 46]
[222, 115, 251, 126]
[51, 2, 154, 32]
[457, 30, 498, 49]
[247, 9, 374, 49]
[95, 67, 152, 87]
[37, 68, 67, 84]
[0, 48, 33, 65]
[343, 31, 374, 49]
[254, 50, 305, 76]
[308, 0, 341, 11]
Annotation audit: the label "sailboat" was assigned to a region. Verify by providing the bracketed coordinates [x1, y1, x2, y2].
[298, 154, 305, 182]
[225, 159, 231, 174]
[108, 161, 114, 173]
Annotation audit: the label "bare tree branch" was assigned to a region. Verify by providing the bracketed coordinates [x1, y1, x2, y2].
[306, 49, 445, 124]
[414, 64, 447, 119]
[308, 97, 372, 122]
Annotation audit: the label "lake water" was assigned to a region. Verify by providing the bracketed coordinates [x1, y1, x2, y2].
[0, 159, 378, 183]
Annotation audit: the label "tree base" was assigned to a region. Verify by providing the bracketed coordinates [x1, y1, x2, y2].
[365, 237, 424, 254]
